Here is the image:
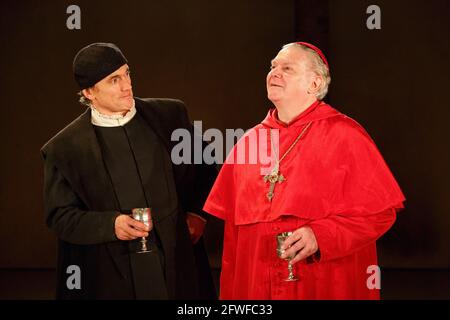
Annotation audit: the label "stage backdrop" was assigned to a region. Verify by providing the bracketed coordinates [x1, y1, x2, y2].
[0, 0, 448, 270]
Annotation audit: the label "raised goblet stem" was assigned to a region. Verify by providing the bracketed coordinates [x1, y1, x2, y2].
[140, 237, 148, 252]
[286, 261, 298, 281]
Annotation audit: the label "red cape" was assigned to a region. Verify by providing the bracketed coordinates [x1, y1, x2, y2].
[204, 101, 405, 299]
[204, 100, 405, 225]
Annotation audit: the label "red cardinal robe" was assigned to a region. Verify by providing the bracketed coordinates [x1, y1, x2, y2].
[203, 100, 405, 300]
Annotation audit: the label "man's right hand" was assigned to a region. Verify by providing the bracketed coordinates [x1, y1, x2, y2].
[114, 214, 150, 241]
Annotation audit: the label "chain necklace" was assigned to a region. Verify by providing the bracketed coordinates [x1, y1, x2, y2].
[263, 121, 312, 201]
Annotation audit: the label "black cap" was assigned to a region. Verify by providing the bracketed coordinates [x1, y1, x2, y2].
[73, 42, 128, 89]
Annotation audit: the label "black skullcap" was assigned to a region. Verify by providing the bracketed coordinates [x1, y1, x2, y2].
[73, 42, 128, 89]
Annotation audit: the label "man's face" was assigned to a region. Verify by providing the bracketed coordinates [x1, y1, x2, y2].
[84, 64, 133, 115]
[266, 46, 315, 106]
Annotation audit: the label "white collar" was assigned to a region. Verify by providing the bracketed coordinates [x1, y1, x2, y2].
[90, 100, 137, 127]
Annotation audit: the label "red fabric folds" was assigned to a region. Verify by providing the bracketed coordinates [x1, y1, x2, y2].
[203, 101, 405, 299]
[218, 211, 395, 300]
[204, 101, 405, 225]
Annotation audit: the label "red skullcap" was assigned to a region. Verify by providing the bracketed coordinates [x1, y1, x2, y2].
[295, 42, 329, 70]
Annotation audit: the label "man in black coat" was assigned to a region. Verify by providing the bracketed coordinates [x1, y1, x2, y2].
[41, 42, 217, 299]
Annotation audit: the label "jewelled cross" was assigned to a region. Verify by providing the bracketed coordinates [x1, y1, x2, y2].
[263, 166, 285, 201]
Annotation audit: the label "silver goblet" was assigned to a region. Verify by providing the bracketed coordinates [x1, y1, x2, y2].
[132, 208, 153, 254]
[276, 231, 299, 281]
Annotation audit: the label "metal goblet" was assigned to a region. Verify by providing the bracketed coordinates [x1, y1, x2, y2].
[276, 231, 299, 282]
[131, 208, 153, 254]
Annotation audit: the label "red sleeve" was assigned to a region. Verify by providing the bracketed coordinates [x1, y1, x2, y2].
[308, 208, 396, 262]
[203, 161, 235, 221]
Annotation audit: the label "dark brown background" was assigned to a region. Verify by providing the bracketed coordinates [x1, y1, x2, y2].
[1, 0, 449, 298]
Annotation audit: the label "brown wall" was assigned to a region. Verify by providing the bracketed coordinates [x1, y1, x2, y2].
[327, 0, 450, 268]
[0, 0, 295, 268]
[0, 0, 449, 269]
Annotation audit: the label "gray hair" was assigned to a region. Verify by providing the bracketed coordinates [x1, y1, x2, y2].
[282, 43, 331, 100]
[77, 91, 91, 107]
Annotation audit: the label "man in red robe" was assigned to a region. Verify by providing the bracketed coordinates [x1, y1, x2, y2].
[203, 42, 405, 299]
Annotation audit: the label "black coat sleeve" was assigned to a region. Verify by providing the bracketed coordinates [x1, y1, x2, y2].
[42, 151, 120, 245]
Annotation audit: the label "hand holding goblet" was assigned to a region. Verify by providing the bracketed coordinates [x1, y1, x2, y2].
[276, 231, 298, 281]
[132, 208, 153, 254]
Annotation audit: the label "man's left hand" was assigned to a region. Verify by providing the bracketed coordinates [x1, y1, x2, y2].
[186, 212, 206, 244]
[280, 226, 318, 264]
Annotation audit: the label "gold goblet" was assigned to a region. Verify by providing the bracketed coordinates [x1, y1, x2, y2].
[276, 231, 299, 281]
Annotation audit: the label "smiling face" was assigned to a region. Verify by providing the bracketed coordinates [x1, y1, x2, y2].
[82, 64, 133, 115]
[266, 46, 318, 109]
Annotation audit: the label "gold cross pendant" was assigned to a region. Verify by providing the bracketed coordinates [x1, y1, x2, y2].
[263, 167, 285, 201]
